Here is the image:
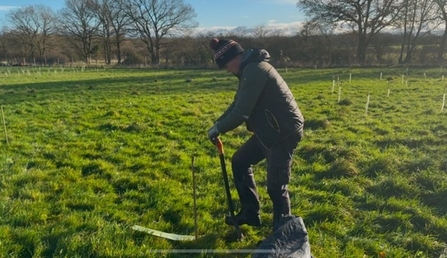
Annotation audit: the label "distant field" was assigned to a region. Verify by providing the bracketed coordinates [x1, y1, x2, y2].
[1, 66, 446, 257]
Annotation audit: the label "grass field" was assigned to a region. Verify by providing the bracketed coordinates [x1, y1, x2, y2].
[1, 66, 447, 257]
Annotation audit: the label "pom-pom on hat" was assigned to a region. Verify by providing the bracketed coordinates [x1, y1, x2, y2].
[210, 38, 244, 68]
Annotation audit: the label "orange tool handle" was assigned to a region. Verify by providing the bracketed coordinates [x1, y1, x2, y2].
[215, 137, 224, 155]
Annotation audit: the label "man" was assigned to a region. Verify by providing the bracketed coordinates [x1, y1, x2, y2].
[207, 38, 305, 230]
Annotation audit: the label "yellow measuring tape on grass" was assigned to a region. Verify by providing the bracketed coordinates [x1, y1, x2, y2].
[132, 225, 196, 241]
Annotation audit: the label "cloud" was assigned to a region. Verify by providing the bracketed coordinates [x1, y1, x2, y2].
[278, 0, 298, 4]
[263, 20, 305, 35]
[0, 6, 17, 11]
[193, 21, 305, 37]
[261, 0, 296, 5]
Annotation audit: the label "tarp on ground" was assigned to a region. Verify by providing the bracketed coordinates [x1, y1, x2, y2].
[253, 215, 312, 258]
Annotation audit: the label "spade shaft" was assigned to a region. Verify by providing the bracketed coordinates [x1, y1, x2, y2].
[215, 138, 243, 241]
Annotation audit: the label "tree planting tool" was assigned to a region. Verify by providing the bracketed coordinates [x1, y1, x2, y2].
[215, 137, 243, 241]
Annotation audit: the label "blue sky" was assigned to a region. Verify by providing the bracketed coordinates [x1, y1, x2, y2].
[0, 0, 306, 34]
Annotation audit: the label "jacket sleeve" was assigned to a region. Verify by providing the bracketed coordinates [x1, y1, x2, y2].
[216, 100, 235, 122]
[216, 63, 269, 133]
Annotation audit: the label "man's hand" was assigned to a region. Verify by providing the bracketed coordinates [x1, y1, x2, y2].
[207, 125, 220, 144]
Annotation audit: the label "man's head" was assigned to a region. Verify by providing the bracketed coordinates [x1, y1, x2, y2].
[210, 38, 244, 73]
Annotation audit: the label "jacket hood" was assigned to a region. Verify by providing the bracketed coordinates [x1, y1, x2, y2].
[237, 48, 271, 77]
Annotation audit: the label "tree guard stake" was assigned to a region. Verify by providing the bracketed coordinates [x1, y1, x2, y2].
[191, 156, 198, 240]
[365, 93, 370, 114]
[442, 93, 446, 112]
[1, 106, 8, 145]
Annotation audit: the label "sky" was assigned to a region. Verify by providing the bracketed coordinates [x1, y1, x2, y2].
[0, 0, 306, 35]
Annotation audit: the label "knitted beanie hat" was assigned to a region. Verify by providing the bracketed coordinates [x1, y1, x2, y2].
[209, 38, 244, 68]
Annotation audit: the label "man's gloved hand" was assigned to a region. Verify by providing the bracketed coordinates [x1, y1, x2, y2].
[207, 125, 220, 144]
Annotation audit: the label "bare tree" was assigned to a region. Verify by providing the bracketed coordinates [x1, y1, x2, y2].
[297, 0, 403, 65]
[434, 0, 447, 62]
[397, 0, 438, 64]
[253, 25, 272, 38]
[301, 21, 338, 66]
[6, 5, 57, 65]
[59, 0, 101, 64]
[0, 30, 10, 61]
[122, 0, 197, 65]
[89, 0, 113, 64]
[89, 0, 130, 64]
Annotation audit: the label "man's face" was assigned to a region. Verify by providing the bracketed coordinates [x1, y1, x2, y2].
[224, 55, 240, 75]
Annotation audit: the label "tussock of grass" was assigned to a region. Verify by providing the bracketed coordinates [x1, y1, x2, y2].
[338, 98, 353, 106]
[368, 177, 418, 199]
[324, 159, 359, 178]
[365, 155, 402, 178]
[304, 118, 332, 130]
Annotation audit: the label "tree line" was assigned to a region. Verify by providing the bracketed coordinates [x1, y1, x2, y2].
[1, 0, 447, 68]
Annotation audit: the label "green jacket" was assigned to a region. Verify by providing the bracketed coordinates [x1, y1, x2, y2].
[215, 49, 304, 149]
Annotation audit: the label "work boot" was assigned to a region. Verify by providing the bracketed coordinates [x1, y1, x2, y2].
[225, 211, 261, 227]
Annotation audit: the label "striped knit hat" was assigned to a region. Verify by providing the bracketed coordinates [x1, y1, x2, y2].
[210, 38, 244, 68]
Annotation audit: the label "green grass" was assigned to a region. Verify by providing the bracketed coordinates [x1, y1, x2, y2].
[1, 66, 447, 257]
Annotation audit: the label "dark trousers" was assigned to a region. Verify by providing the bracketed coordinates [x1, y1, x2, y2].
[231, 131, 301, 222]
